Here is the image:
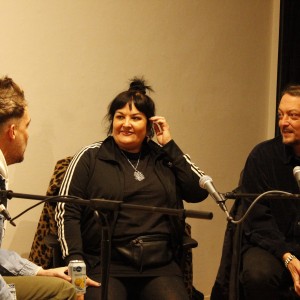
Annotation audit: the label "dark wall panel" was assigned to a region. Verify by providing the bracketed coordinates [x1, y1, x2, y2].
[276, 0, 300, 136]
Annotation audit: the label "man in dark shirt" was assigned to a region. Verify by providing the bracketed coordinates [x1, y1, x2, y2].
[212, 84, 300, 300]
[239, 84, 300, 299]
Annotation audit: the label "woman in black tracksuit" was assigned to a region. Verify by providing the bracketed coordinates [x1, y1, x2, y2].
[55, 77, 208, 300]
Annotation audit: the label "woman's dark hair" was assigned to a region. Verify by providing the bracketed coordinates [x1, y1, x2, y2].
[105, 77, 156, 137]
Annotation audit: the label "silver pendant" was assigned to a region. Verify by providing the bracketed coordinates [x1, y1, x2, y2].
[134, 170, 145, 181]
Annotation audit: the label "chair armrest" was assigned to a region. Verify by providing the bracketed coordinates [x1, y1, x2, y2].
[44, 234, 64, 267]
[44, 234, 60, 249]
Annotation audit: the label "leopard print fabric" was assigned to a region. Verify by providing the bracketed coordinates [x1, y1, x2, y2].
[28, 156, 72, 268]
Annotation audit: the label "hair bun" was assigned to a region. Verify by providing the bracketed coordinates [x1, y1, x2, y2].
[129, 77, 153, 95]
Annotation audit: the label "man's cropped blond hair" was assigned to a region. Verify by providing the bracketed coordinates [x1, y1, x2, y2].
[0, 76, 27, 125]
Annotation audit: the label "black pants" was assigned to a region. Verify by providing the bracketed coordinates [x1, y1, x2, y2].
[86, 274, 189, 300]
[240, 247, 298, 300]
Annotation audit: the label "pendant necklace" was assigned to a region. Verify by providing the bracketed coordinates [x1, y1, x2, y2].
[121, 150, 145, 181]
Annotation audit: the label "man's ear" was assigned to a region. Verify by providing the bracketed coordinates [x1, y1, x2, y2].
[8, 124, 16, 140]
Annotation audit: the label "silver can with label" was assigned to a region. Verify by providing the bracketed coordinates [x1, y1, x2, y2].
[68, 260, 86, 294]
[8, 283, 17, 300]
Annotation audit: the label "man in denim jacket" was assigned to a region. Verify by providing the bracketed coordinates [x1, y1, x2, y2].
[0, 76, 79, 300]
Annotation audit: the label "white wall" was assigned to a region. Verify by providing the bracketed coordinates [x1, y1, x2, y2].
[0, 0, 279, 297]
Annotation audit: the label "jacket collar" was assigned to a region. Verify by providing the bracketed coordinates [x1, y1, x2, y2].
[0, 149, 8, 188]
[281, 138, 300, 165]
[96, 136, 163, 162]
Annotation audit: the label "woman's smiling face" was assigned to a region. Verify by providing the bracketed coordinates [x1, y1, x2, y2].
[112, 102, 147, 153]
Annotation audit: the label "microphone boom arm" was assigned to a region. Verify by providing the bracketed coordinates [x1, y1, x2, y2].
[0, 190, 213, 223]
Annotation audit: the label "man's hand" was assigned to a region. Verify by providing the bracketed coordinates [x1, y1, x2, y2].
[86, 276, 101, 287]
[283, 253, 300, 295]
[37, 266, 71, 281]
[74, 277, 101, 300]
[76, 294, 84, 300]
[37, 266, 101, 287]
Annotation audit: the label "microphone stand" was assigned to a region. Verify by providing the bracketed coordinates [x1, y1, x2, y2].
[220, 190, 299, 224]
[223, 191, 300, 200]
[0, 190, 213, 300]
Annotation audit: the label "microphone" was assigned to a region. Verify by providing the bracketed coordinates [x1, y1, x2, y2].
[199, 175, 232, 221]
[293, 166, 300, 190]
[0, 204, 16, 226]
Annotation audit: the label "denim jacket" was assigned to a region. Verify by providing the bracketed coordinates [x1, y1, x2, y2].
[0, 247, 40, 299]
[0, 151, 40, 299]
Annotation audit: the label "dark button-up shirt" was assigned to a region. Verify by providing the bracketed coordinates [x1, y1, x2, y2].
[241, 135, 300, 259]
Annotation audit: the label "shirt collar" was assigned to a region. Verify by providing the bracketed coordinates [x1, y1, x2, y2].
[282, 143, 300, 165]
[0, 149, 9, 187]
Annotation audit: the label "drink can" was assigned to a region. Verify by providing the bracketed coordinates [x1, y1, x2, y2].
[8, 283, 17, 300]
[68, 260, 86, 294]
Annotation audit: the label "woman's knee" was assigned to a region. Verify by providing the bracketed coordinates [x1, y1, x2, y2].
[141, 276, 189, 300]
